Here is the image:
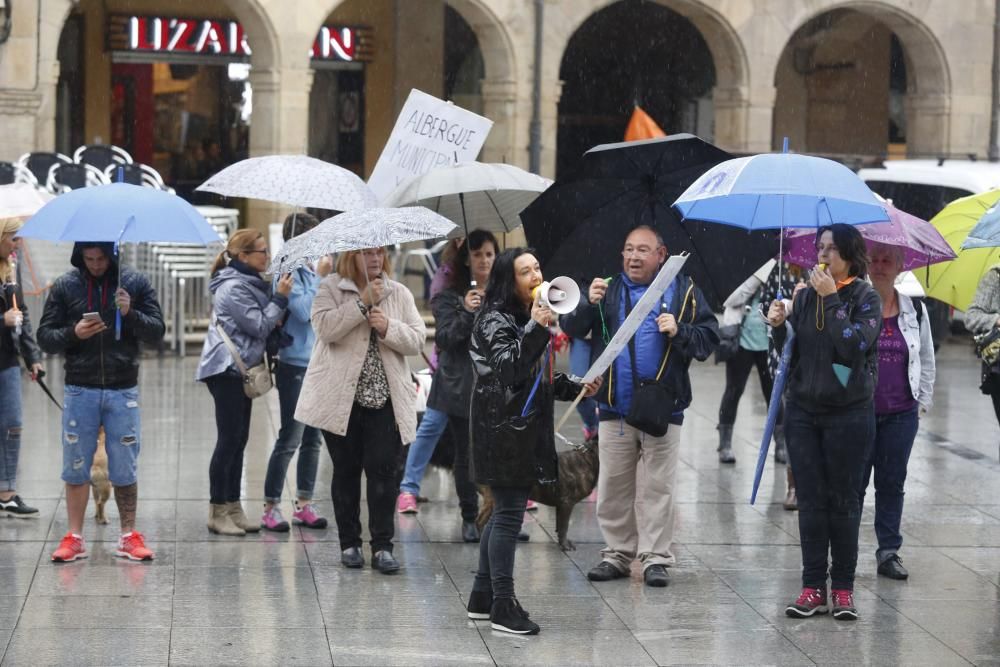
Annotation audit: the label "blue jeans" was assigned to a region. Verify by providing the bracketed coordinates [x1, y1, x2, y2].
[786, 401, 874, 591]
[569, 339, 598, 432]
[473, 485, 531, 599]
[399, 406, 448, 495]
[0, 366, 22, 492]
[61, 384, 141, 486]
[264, 362, 323, 502]
[860, 407, 920, 562]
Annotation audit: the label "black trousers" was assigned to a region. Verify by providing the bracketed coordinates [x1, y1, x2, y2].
[206, 373, 253, 505]
[786, 401, 875, 591]
[323, 401, 402, 553]
[448, 416, 479, 522]
[719, 347, 783, 426]
[473, 485, 531, 599]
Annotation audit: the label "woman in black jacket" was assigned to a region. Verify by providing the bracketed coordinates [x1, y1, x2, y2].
[465, 248, 600, 635]
[425, 229, 499, 542]
[768, 224, 881, 622]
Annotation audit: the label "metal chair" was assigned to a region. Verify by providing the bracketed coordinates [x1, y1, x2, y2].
[104, 162, 174, 193]
[74, 145, 133, 172]
[394, 239, 449, 283]
[47, 162, 109, 193]
[16, 152, 72, 192]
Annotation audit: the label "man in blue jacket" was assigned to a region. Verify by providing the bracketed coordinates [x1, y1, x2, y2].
[561, 226, 718, 587]
[261, 213, 331, 532]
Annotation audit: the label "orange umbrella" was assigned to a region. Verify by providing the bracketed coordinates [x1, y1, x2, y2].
[624, 106, 666, 142]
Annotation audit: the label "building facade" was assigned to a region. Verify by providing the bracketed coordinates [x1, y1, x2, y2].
[0, 0, 993, 230]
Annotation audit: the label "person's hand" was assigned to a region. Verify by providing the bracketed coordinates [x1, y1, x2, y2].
[114, 288, 131, 316]
[3, 308, 22, 328]
[810, 265, 837, 297]
[588, 278, 609, 305]
[276, 273, 294, 297]
[657, 312, 678, 338]
[531, 297, 556, 327]
[368, 306, 389, 337]
[582, 375, 603, 398]
[74, 317, 107, 340]
[316, 255, 334, 278]
[29, 363, 43, 381]
[793, 280, 808, 301]
[361, 278, 384, 307]
[767, 300, 787, 327]
[463, 288, 483, 312]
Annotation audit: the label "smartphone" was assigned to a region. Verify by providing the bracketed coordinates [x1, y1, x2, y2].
[82, 311, 103, 322]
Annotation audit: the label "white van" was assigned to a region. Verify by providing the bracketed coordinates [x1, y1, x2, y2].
[857, 159, 1000, 340]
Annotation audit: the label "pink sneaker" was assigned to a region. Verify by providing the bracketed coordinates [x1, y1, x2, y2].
[396, 492, 418, 514]
[292, 502, 328, 529]
[260, 505, 290, 532]
[785, 587, 828, 618]
[51, 533, 87, 562]
[525, 499, 539, 511]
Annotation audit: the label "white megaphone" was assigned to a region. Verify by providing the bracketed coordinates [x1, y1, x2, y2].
[532, 276, 581, 315]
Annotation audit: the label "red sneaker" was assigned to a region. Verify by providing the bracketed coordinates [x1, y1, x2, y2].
[51, 533, 88, 562]
[116, 531, 155, 561]
[525, 499, 539, 511]
[785, 587, 828, 618]
[831, 589, 858, 621]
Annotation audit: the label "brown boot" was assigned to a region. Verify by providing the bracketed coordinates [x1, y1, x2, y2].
[226, 502, 260, 533]
[783, 468, 798, 511]
[208, 504, 245, 536]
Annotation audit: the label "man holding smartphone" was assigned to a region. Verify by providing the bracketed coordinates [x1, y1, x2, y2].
[37, 242, 164, 562]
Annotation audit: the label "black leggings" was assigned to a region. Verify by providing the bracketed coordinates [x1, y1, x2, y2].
[448, 416, 479, 522]
[718, 347, 783, 426]
[206, 373, 253, 505]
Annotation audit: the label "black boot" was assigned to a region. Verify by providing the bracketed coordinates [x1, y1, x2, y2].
[773, 425, 787, 464]
[717, 424, 736, 463]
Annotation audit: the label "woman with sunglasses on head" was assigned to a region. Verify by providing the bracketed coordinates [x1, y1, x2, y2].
[768, 223, 882, 622]
[465, 247, 601, 634]
[197, 230, 292, 536]
[295, 247, 426, 574]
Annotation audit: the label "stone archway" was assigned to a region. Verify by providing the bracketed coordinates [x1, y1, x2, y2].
[774, 1, 951, 159]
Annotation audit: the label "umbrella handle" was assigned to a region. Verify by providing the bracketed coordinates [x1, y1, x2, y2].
[115, 308, 122, 341]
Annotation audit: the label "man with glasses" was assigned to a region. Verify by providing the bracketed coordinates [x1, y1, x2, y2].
[561, 226, 718, 587]
[37, 242, 165, 562]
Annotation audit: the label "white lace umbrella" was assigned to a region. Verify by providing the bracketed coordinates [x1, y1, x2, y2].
[269, 207, 456, 274]
[197, 155, 378, 211]
[0, 183, 54, 222]
[382, 162, 552, 238]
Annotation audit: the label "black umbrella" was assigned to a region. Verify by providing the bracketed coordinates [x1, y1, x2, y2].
[521, 134, 779, 310]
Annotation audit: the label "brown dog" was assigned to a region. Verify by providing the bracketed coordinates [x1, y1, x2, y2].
[90, 428, 112, 525]
[476, 435, 599, 551]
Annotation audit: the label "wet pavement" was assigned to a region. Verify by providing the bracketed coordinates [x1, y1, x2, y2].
[1, 339, 998, 666]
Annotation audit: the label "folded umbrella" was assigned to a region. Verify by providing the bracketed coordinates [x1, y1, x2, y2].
[270, 207, 457, 274]
[383, 162, 552, 238]
[0, 183, 54, 222]
[197, 154, 378, 211]
[521, 134, 778, 310]
[918, 189, 1000, 310]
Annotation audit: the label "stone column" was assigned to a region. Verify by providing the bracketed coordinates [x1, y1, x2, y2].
[245, 65, 314, 232]
[905, 93, 951, 157]
[539, 80, 563, 179]
[480, 78, 520, 166]
[714, 84, 775, 154]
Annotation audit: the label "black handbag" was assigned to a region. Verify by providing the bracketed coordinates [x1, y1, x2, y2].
[715, 323, 741, 364]
[622, 281, 695, 437]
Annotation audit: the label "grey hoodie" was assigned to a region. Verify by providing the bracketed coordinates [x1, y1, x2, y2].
[196, 263, 288, 381]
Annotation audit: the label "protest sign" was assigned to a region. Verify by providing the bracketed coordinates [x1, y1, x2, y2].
[368, 89, 493, 201]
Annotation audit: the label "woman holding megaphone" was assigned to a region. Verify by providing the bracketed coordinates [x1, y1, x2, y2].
[465, 248, 601, 635]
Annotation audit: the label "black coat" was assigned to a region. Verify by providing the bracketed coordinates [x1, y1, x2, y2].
[773, 279, 882, 413]
[0, 281, 41, 371]
[37, 243, 165, 389]
[469, 308, 580, 487]
[560, 272, 719, 423]
[426, 288, 475, 418]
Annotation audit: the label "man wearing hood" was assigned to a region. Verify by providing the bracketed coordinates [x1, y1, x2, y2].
[37, 242, 164, 562]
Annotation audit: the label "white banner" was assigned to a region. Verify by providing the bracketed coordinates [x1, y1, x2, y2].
[368, 89, 493, 202]
[582, 253, 690, 384]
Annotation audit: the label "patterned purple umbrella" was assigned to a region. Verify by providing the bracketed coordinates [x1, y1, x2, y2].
[782, 199, 955, 271]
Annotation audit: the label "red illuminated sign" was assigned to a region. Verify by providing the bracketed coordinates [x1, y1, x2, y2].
[110, 16, 373, 62]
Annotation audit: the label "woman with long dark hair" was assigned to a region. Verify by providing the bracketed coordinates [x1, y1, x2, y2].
[768, 224, 882, 621]
[408, 229, 499, 541]
[465, 248, 600, 634]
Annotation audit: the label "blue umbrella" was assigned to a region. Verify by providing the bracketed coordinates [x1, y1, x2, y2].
[17, 182, 221, 339]
[750, 328, 795, 505]
[672, 153, 889, 230]
[961, 199, 1000, 249]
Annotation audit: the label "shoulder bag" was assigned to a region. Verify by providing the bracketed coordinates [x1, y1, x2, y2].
[215, 320, 273, 399]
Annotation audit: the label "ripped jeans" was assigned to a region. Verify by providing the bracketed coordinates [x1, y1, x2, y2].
[61, 384, 141, 486]
[0, 366, 23, 492]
